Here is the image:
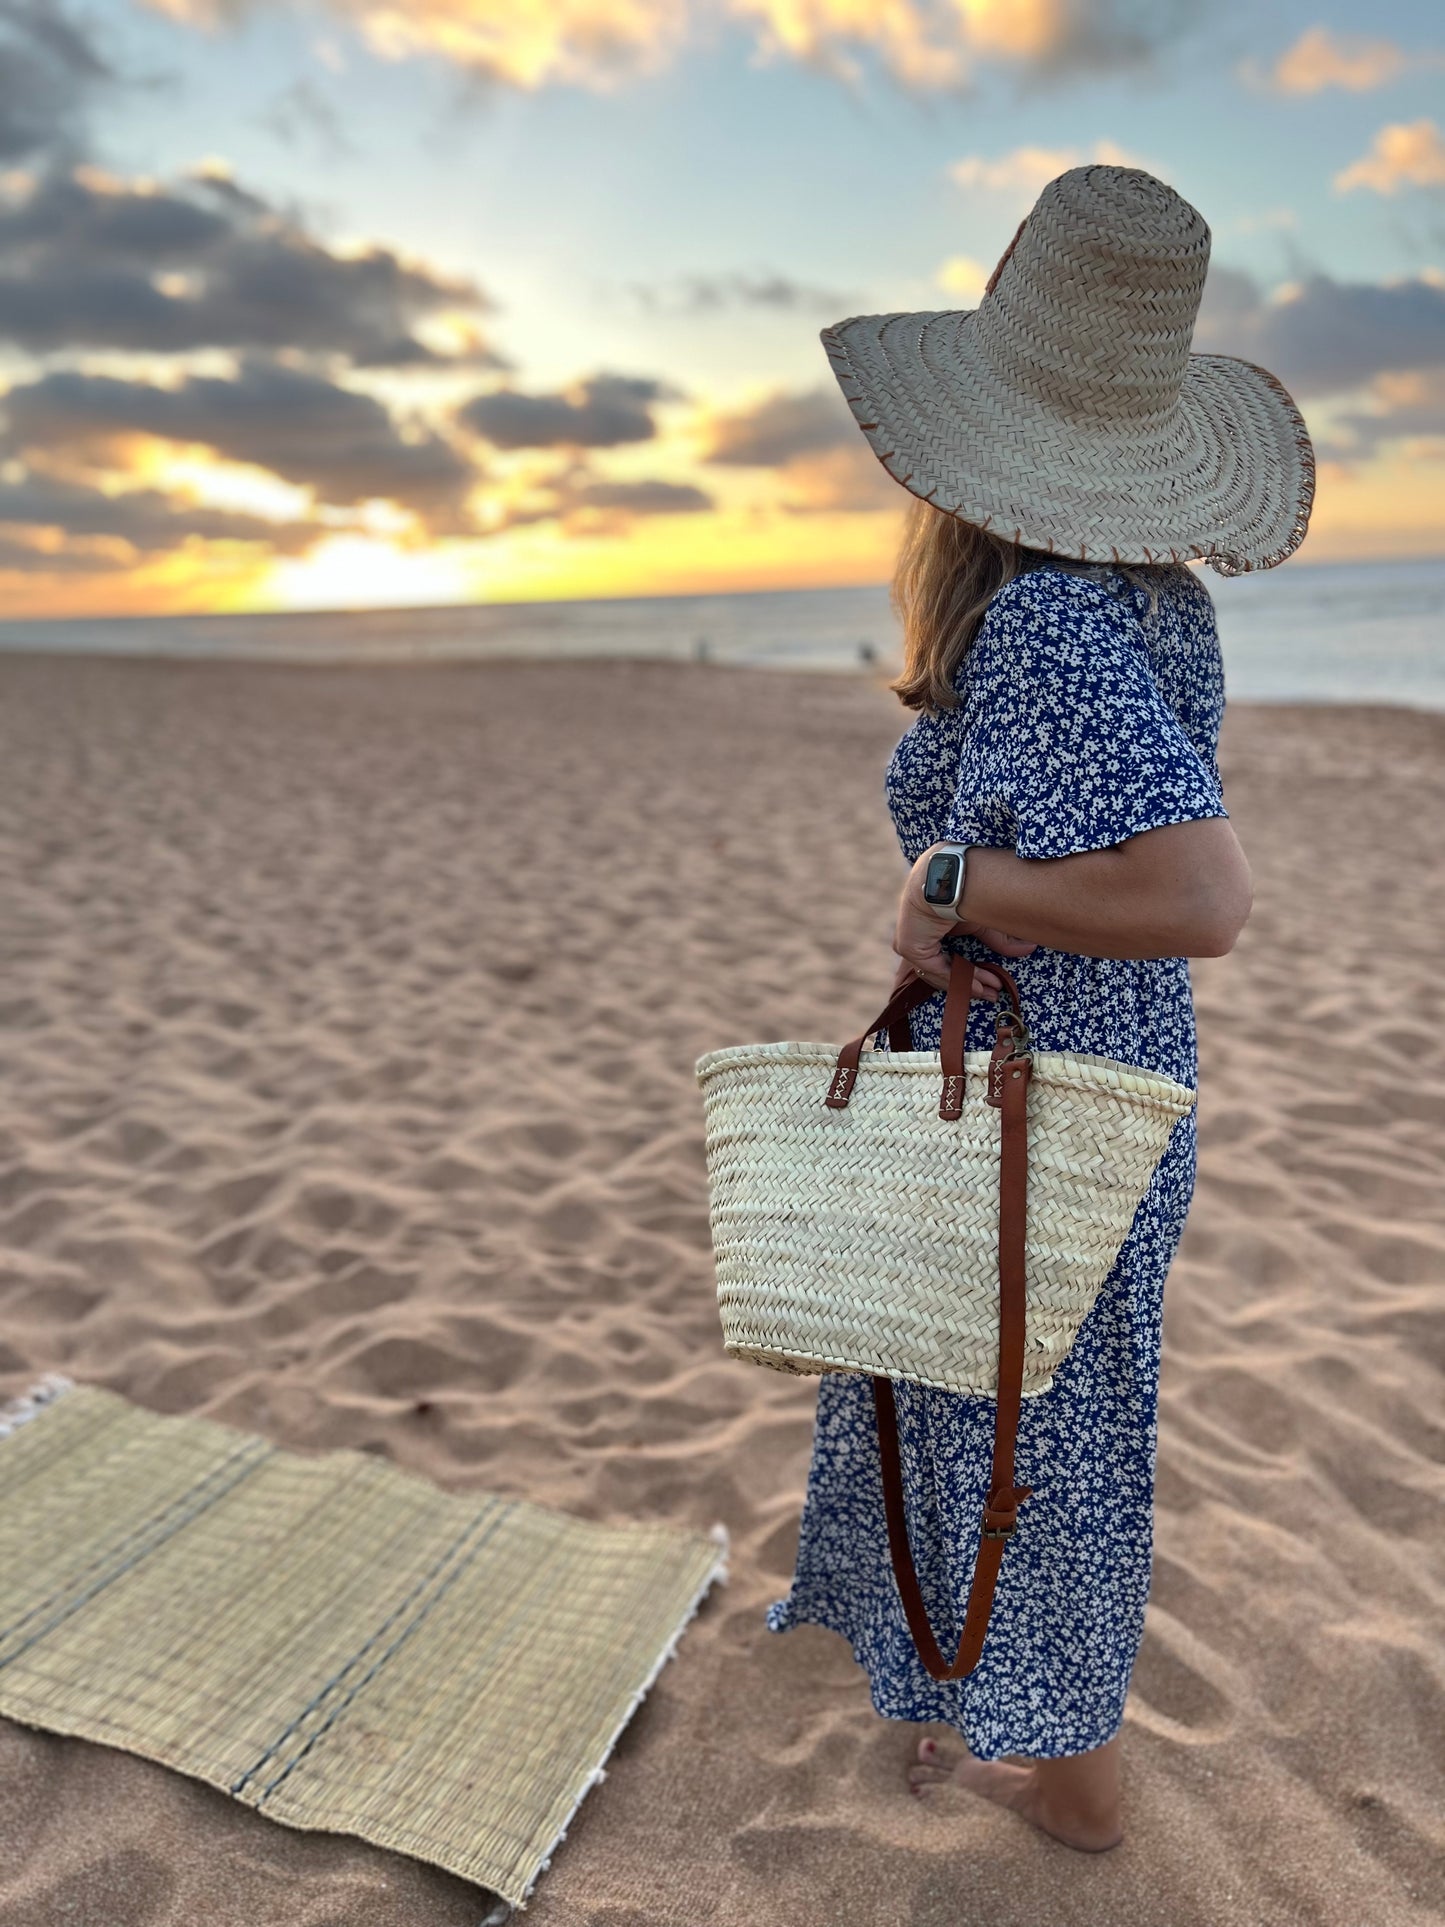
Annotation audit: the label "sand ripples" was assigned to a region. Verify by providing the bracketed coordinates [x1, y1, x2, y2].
[0, 659, 1440, 1925]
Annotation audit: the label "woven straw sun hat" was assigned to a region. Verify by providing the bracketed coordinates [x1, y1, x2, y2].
[823, 164, 1315, 574]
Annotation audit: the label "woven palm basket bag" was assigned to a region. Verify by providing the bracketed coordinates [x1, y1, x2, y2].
[695, 956, 1196, 1679]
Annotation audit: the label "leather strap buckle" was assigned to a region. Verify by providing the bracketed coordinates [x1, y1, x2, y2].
[981, 1484, 1033, 1540]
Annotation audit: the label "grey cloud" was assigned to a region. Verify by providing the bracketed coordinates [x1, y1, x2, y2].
[1323, 371, 1445, 460]
[784, 0, 1207, 93]
[1195, 267, 1445, 398]
[3, 362, 479, 526]
[0, 168, 229, 260]
[562, 477, 710, 514]
[1193, 263, 1260, 324]
[491, 463, 712, 533]
[701, 387, 857, 467]
[698, 386, 899, 514]
[631, 273, 852, 315]
[0, 2, 112, 161]
[779, 447, 901, 514]
[0, 166, 502, 368]
[458, 375, 672, 449]
[1018, 0, 1206, 84]
[259, 78, 355, 156]
[0, 469, 319, 557]
[186, 171, 276, 221]
[0, 531, 112, 573]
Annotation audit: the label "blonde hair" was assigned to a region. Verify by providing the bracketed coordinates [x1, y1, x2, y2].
[889, 496, 1162, 714]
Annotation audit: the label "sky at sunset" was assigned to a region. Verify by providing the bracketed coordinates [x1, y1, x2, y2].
[1, 0, 1443, 616]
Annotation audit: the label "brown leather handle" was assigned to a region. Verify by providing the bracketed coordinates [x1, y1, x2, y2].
[826, 953, 1028, 1117]
[824, 973, 936, 1108]
[941, 957, 1027, 1118]
[872, 952, 1035, 1681]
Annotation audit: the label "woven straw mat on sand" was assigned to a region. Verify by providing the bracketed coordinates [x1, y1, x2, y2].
[0, 1379, 727, 1909]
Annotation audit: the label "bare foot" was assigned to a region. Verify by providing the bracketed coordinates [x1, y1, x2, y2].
[907, 1735, 1124, 1852]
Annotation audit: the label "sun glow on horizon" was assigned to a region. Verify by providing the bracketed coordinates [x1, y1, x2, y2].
[261, 534, 483, 611]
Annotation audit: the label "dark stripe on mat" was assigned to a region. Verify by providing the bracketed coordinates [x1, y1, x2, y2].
[231, 1495, 509, 1796]
[0, 1444, 276, 1673]
[252, 1502, 518, 1807]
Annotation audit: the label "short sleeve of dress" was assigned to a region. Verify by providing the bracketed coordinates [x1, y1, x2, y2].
[943, 570, 1228, 862]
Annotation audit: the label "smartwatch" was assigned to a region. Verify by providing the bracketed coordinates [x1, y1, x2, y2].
[921, 842, 971, 918]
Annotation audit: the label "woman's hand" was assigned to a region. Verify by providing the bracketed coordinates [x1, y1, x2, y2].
[892, 845, 1037, 996]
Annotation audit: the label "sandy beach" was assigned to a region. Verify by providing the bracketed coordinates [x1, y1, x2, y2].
[0, 651, 1440, 1927]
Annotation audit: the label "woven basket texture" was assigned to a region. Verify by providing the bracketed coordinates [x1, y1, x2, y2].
[823, 164, 1315, 575]
[0, 1384, 726, 1909]
[696, 1040, 1195, 1398]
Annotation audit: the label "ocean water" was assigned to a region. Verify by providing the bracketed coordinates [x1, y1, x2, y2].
[0, 557, 1441, 709]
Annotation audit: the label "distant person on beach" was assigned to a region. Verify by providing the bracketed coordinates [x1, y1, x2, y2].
[764, 167, 1313, 1850]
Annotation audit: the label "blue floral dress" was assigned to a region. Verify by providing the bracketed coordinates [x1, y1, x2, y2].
[764, 559, 1229, 1760]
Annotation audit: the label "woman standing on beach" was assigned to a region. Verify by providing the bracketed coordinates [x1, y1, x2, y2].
[764, 166, 1314, 1850]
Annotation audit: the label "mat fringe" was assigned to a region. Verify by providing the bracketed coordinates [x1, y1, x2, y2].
[0, 1374, 74, 1441]
[516, 1519, 731, 1911]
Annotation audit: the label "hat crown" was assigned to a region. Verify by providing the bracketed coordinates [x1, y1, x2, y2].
[974, 166, 1212, 426]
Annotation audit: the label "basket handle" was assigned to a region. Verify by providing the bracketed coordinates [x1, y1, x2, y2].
[825, 953, 1029, 1119]
[822, 974, 933, 1108]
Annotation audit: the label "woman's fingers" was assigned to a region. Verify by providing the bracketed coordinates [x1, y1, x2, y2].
[891, 917, 1007, 999]
[890, 950, 1003, 999]
[907, 968, 1002, 998]
[892, 932, 948, 992]
[958, 921, 1037, 960]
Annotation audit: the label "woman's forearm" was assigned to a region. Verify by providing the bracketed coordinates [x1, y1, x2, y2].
[957, 819, 1253, 960]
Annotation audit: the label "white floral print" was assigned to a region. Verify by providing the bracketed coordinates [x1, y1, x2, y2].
[764, 560, 1228, 1760]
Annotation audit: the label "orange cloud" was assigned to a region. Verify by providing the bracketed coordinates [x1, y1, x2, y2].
[936, 254, 989, 301]
[949, 138, 1140, 196]
[147, 0, 686, 89]
[774, 444, 900, 513]
[359, 0, 686, 86]
[1260, 27, 1409, 94]
[147, 0, 1204, 93]
[1336, 121, 1445, 195]
[957, 0, 1066, 59]
[732, 0, 969, 89]
[732, 1, 1190, 90]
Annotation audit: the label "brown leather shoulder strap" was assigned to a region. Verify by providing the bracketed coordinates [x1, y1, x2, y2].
[871, 1017, 1033, 1683]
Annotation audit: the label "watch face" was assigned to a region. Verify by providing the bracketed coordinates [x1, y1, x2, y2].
[922, 851, 962, 907]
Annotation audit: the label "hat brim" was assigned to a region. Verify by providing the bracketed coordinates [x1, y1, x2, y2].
[823, 309, 1315, 574]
